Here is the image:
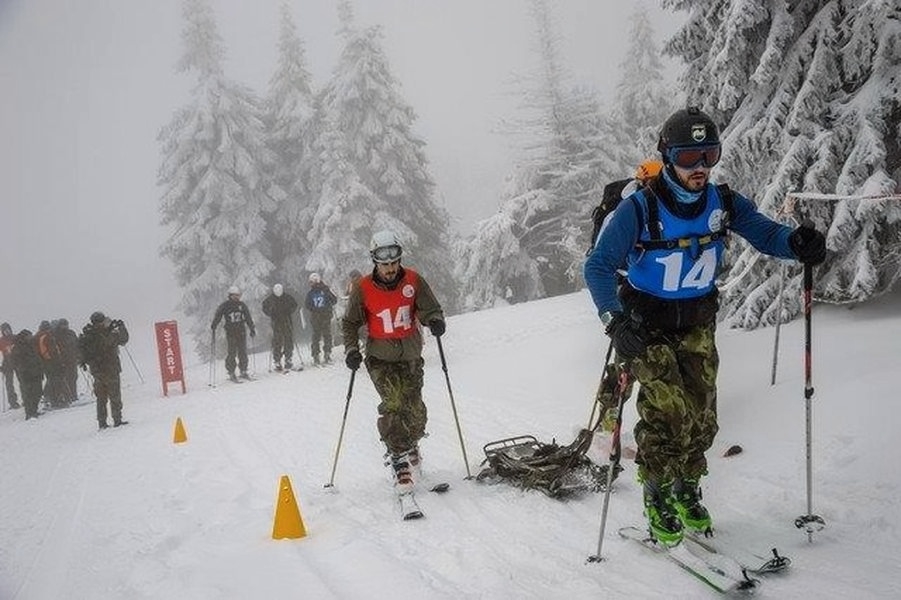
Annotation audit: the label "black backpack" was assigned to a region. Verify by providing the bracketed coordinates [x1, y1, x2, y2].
[586, 177, 638, 256]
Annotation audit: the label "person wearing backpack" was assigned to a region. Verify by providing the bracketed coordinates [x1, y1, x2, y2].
[304, 273, 338, 365]
[584, 107, 827, 546]
[78, 312, 129, 429]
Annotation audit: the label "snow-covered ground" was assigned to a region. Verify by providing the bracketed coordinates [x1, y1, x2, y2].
[1, 288, 899, 599]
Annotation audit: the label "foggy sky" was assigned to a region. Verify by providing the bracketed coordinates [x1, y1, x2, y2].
[0, 0, 682, 367]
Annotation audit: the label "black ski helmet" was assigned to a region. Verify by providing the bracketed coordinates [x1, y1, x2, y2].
[657, 107, 720, 155]
[90, 311, 106, 324]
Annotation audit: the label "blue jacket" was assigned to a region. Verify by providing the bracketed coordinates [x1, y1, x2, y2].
[584, 178, 797, 316]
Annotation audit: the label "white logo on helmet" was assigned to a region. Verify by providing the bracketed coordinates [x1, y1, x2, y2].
[691, 124, 708, 142]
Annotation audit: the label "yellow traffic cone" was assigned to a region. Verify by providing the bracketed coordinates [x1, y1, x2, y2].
[173, 417, 188, 444]
[272, 475, 307, 540]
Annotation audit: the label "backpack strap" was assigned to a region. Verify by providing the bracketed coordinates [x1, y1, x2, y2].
[636, 184, 732, 251]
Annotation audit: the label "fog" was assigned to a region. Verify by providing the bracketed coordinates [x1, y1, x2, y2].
[0, 0, 682, 369]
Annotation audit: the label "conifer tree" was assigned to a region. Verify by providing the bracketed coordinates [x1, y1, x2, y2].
[263, 3, 316, 284]
[663, 0, 901, 326]
[307, 20, 457, 307]
[158, 0, 277, 357]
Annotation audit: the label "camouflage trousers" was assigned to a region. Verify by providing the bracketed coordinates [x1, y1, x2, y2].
[92, 370, 124, 424]
[629, 323, 719, 484]
[594, 359, 636, 431]
[365, 356, 427, 455]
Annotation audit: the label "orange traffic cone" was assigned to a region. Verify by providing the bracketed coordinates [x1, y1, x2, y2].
[173, 417, 187, 444]
[272, 475, 307, 540]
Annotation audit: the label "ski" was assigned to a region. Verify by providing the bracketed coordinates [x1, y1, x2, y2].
[619, 527, 759, 596]
[684, 530, 791, 576]
[398, 491, 424, 520]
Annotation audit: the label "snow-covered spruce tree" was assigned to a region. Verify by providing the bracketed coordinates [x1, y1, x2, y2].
[611, 4, 681, 161]
[305, 20, 457, 309]
[158, 0, 278, 358]
[262, 3, 317, 287]
[455, 1, 604, 307]
[663, 0, 901, 327]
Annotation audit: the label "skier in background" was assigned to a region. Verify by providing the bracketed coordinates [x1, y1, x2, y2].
[262, 283, 298, 371]
[0, 322, 21, 409]
[211, 286, 256, 382]
[304, 273, 337, 365]
[78, 312, 130, 429]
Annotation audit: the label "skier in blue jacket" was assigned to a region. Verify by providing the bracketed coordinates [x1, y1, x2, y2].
[584, 107, 826, 545]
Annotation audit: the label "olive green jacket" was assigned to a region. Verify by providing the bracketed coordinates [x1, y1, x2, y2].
[342, 267, 444, 363]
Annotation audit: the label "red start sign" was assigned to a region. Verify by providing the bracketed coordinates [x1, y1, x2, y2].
[155, 320, 186, 396]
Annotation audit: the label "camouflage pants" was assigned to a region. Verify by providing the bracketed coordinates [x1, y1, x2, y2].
[93, 370, 123, 424]
[594, 359, 636, 430]
[365, 356, 427, 454]
[629, 323, 719, 484]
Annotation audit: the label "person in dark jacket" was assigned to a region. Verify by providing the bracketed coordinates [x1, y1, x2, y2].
[55, 318, 81, 406]
[584, 107, 827, 546]
[10, 329, 43, 419]
[304, 273, 338, 365]
[79, 312, 130, 429]
[211, 286, 255, 382]
[0, 322, 21, 409]
[261, 283, 298, 371]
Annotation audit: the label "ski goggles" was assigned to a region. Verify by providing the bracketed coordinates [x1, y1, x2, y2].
[667, 144, 722, 169]
[371, 245, 402, 264]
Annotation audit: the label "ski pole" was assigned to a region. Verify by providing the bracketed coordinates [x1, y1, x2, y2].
[122, 345, 145, 384]
[770, 262, 786, 385]
[794, 260, 826, 541]
[587, 339, 615, 429]
[436, 336, 472, 479]
[324, 368, 356, 488]
[588, 368, 632, 563]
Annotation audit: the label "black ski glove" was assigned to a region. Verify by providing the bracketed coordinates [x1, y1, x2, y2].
[345, 348, 363, 371]
[428, 319, 446, 337]
[606, 312, 649, 361]
[789, 224, 826, 265]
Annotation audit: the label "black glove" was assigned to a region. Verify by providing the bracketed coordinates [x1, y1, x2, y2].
[789, 224, 826, 265]
[345, 349, 363, 371]
[110, 319, 123, 330]
[606, 312, 649, 361]
[80, 363, 88, 372]
[428, 319, 446, 337]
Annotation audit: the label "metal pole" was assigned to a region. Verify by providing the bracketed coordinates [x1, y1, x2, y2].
[794, 261, 826, 541]
[436, 337, 472, 479]
[209, 330, 216, 387]
[588, 369, 631, 563]
[122, 345, 145, 384]
[770, 262, 786, 385]
[324, 369, 356, 488]
[587, 339, 615, 428]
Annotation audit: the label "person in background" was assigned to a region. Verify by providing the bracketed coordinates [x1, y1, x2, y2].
[262, 283, 298, 371]
[211, 286, 256, 382]
[584, 107, 827, 546]
[0, 322, 21, 409]
[304, 273, 338, 365]
[79, 312, 130, 429]
[10, 329, 42, 420]
[342, 230, 446, 495]
[55, 318, 81, 406]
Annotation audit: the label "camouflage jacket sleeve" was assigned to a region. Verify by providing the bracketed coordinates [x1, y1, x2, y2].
[414, 275, 444, 326]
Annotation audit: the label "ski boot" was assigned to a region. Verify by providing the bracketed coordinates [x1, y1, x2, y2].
[389, 449, 416, 494]
[228, 372, 239, 383]
[673, 478, 712, 533]
[274, 361, 283, 372]
[240, 371, 251, 380]
[643, 479, 683, 546]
